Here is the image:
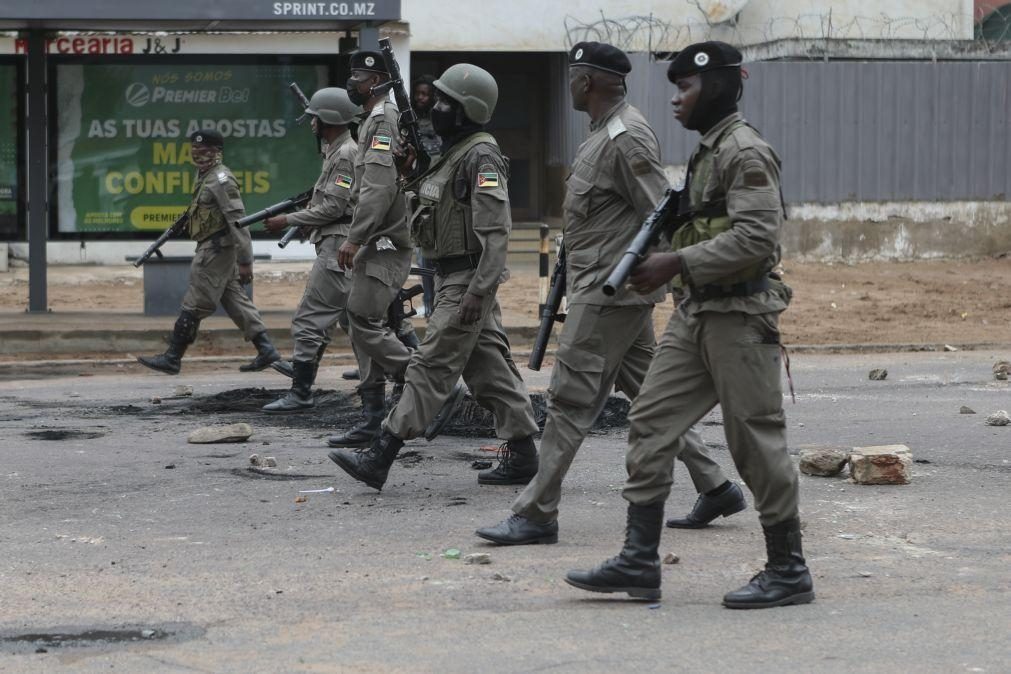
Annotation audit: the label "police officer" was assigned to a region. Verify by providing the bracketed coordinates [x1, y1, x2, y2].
[325, 51, 418, 448]
[260, 88, 361, 412]
[138, 129, 280, 375]
[475, 42, 743, 546]
[411, 73, 441, 316]
[327, 63, 540, 491]
[565, 42, 813, 609]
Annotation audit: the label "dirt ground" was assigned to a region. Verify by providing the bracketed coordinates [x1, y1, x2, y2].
[2, 257, 1010, 346]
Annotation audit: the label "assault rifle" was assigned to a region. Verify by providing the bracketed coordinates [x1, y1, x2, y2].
[372, 37, 431, 181]
[132, 212, 190, 267]
[235, 189, 313, 249]
[602, 188, 685, 296]
[528, 245, 566, 371]
[388, 267, 436, 330]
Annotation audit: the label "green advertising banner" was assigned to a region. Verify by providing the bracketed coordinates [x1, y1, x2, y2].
[0, 64, 18, 237]
[55, 62, 328, 235]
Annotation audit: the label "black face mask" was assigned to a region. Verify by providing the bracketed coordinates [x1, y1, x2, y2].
[346, 78, 369, 106]
[686, 69, 741, 133]
[430, 104, 458, 138]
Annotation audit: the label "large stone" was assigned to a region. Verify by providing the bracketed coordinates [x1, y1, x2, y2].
[799, 446, 850, 477]
[985, 410, 1010, 427]
[868, 369, 888, 381]
[850, 445, 912, 485]
[993, 361, 1010, 381]
[187, 423, 254, 444]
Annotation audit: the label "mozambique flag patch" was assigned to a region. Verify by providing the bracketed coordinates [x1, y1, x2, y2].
[335, 173, 353, 189]
[370, 135, 392, 151]
[477, 172, 499, 188]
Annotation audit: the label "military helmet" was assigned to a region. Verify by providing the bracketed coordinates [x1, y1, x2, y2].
[434, 64, 498, 124]
[305, 87, 361, 125]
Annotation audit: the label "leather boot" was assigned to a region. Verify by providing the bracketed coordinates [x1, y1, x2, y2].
[666, 481, 747, 529]
[328, 429, 404, 490]
[478, 435, 539, 485]
[475, 514, 558, 546]
[327, 386, 385, 448]
[137, 310, 199, 375]
[270, 360, 295, 379]
[240, 332, 282, 372]
[262, 360, 315, 413]
[722, 518, 815, 609]
[564, 503, 663, 600]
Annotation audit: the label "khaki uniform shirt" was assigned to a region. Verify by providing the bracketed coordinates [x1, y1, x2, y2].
[191, 163, 253, 265]
[285, 130, 356, 243]
[677, 112, 789, 315]
[347, 99, 411, 249]
[563, 101, 667, 307]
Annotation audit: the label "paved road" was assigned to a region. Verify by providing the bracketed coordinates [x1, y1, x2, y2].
[1, 350, 1008, 672]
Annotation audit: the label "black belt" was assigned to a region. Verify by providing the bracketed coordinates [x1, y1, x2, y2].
[431, 254, 480, 276]
[691, 277, 769, 302]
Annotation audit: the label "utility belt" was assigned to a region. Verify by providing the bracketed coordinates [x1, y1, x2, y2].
[319, 215, 353, 238]
[690, 276, 769, 302]
[431, 253, 480, 276]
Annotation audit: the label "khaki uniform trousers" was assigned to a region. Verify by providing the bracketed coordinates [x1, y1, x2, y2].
[346, 245, 413, 390]
[385, 278, 538, 442]
[624, 308, 799, 527]
[290, 235, 352, 362]
[512, 303, 727, 524]
[181, 237, 267, 341]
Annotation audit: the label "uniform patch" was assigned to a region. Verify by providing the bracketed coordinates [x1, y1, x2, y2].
[606, 116, 627, 139]
[371, 135, 392, 151]
[216, 171, 229, 184]
[335, 173, 353, 189]
[631, 158, 652, 176]
[743, 170, 770, 187]
[477, 172, 499, 188]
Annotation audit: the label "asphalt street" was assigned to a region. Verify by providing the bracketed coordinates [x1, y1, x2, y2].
[0, 350, 1008, 672]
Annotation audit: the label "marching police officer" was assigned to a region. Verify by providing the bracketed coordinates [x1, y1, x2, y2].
[261, 88, 361, 412]
[138, 129, 280, 375]
[328, 63, 540, 491]
[566, 42, 813, 609]
[476, 42, 744, 546]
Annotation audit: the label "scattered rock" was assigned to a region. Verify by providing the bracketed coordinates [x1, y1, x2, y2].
[960, 406, 976, 414]
[491, 572, 512, 582]
[799, 446, 849, 476]
[187, 423, 253, 444]
[295, 495, 308, 504]
[441, 548, 461, 560]
[173, 385, 194, 397]
[471, 460, 493, 470]
[150, 396, 162, 404]
[263, 456, 278, 468]
[984, 410, 1010, 427]
[993, 361, 1010, 381]
[141, 629, 156, 639]
[464, 553, 492, 565]
[662, 553, 680, 565]
[943, 344, 959, 352]
[850, 445, 912, 485]
[249, 454, 262, 466]
[858, 571, 873, 578]
[164, 464, 175, 470]
[868, 369, 888, 381]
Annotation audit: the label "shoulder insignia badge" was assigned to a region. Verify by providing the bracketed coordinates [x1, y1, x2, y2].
[216, 171, 229, 184]
[477, 172, 499, 188]
[335, 173, 353, 189]
[371, 135, 392, 151]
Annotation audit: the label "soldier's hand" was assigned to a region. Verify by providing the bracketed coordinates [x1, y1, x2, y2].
[338, 240, 361, 270]
[458, 292, 483, 325]
[263, 215, 288, 233]
[394, 142, 417, 177]
[628, 252, 681, 294]
[238, 263, 254, 285]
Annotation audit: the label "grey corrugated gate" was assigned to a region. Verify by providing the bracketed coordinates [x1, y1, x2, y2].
[556, 55, 1011, 204]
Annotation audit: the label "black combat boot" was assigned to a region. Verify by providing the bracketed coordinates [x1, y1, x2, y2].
[327, 386, 385, 448]
[328, 429, 404, 490]
[240, 332, 281, 372]
[478, 435, 539, 485]
[666, 481, 747, 529]
[137, 310, 199, 375]
[475, 514, 558, 546]
[262, 360, 315, 413]
[564, 502, 664, 600]
[722, 518, 815, 609]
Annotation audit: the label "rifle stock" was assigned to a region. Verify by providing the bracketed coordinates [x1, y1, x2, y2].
[602, 188, 680, 296]
[528, 245, 566, 371]
[133, 213, 189, 267]
[387, 267, 436, 327]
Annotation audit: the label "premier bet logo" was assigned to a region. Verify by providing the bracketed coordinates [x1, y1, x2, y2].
[125, 82, 151, 107]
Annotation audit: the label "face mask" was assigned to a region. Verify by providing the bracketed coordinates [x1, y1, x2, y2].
[346, 78, 369, 106]
[191, 146, 220, 171]
[430, 104, 457, 138]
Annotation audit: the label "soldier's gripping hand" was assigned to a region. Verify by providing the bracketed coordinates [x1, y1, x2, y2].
[338, 240, 361, 270]
[458, 292, 483, 325]
[238, 263, 254, 285]
[629, 252, 682, 295]
[393, 140, 417, 179]
[263, 214, 288, 233]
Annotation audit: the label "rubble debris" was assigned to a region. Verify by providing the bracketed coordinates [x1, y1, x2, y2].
[441, 548, 461, 560]
[150, 396, 162, 405]
[994, 361, 1010, 381]
[187, 423, 253, 444]
[294, 495, 308, 504]
[471, 460, 493, 470]
[960, 406, 976, 414]
[491, 572, 512, 582]
[249, 454, 262, 466]
[799, 447, 849, 477]
[850, 445, 912, 485]
[173, 385, 194, 397]
[464, 553, 492, 565]
[985, 410, 1010, 427]
[662, 553, 680, 565]
[943, 344, 959, 352]
[868, 369, 888, 381]
[263, 457, 277, 468]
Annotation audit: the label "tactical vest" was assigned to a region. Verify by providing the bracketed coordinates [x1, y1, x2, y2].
[412, 132, 497, 259]
[186, 175, 228, 242]
[670, 120, 774, 288]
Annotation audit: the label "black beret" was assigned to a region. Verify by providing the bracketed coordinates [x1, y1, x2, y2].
[349, 50, 388, 75]
[568, 41, 631, 77]
[667, 41, 743, 81]
[189, 128, 224, 148]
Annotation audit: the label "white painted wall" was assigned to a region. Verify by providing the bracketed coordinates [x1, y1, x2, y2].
[404, 0, 974, 52]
